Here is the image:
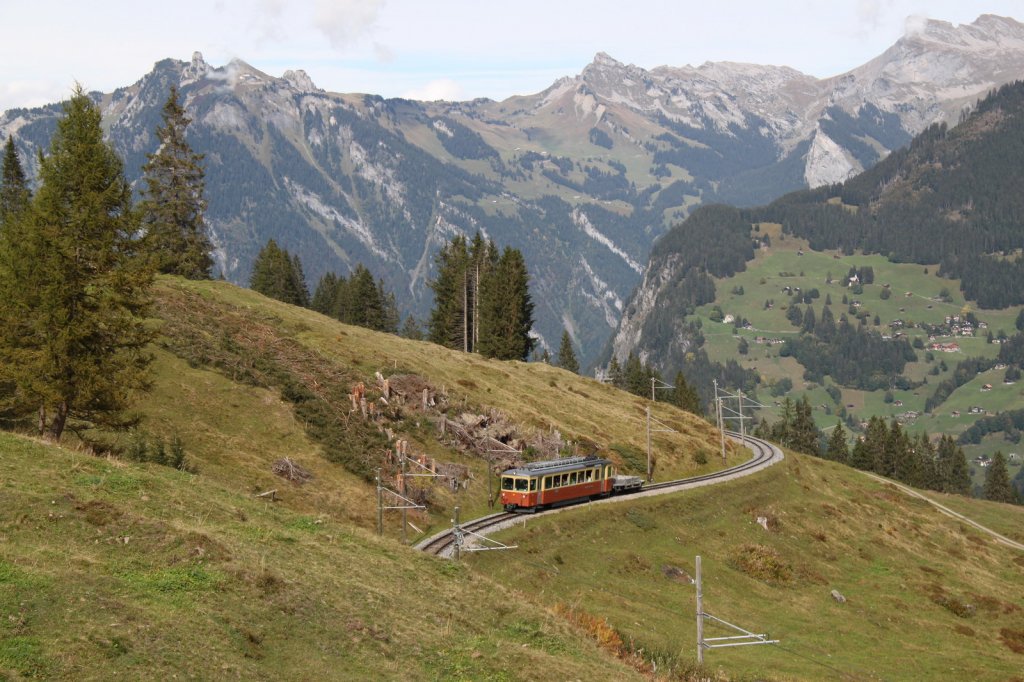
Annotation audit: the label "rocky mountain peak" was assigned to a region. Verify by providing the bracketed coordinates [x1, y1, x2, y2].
[180, 51, 210, 84]
[282, 69, 319, 93]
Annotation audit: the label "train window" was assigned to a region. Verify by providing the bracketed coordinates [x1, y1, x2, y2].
[543, 476, 551, 490]
[584, 470, 592, 482]
[569, 472, 577, 484]
[552, 476, 560, 488]
[529, 479, 537, 492]
[561, 474, 568, 486]
[515, 478, 528, 492]
[501, 477, 514, 490]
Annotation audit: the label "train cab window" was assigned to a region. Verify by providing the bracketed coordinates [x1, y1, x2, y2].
[529, 479, 537, 492]
[515, 478, 528, 492]
[501, 477, 514, 490]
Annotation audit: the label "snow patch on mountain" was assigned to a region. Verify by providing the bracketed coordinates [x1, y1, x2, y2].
[573, 209, 642, 274]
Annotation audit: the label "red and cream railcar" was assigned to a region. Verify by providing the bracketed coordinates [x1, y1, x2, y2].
[500, 456, 617, 512]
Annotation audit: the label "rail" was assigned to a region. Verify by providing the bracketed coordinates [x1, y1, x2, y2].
[415, 432, 784, 557]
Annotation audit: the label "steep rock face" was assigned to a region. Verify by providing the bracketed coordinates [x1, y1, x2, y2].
[3, 15, 1023, 367]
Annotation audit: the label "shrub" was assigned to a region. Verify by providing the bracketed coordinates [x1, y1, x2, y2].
[728, 544, 794, 585]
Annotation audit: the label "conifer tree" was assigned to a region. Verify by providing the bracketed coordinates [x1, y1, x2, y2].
[400, 315, 424, 340]
[914, 432, 939, 490]
[477, 246, 534, 361]
[140, 86, 212, 279]
[608, 356, 623, 387]
[937, 435, 971, 495]
[790, 396, 821, 456]
[428, 235, 470, 349]
[556, 330, 579, 373]
[311, 272, 339, 315]
[0, 87, 153, 440]
[670, 371, 703, 416]
[825, 421, 850, 464]
[849, 437, 875, 471]
[862, 416, 889, 475]
[984, 451, 1018, 503]
[249, 239, 306, 306]
[290, 254, 310, 308]
[1, 136, 30, 227]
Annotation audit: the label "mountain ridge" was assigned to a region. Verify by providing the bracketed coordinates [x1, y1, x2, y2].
[3, 14, 1023, 365]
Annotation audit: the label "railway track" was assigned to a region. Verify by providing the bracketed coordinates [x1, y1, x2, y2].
[415, 432, 783, 558]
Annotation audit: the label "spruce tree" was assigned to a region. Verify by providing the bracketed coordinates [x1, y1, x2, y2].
[428, 236, 470, 350]
[250, 239, 306, 306]
[556, 330, 579, 373]
[348, 265, 382, 329]
[849, 438, 875, 471]
[862, 416, 889, 475]
[477, 246, 534, 361]
[790, 396, 821, 456]
[937, 435, 971, 495]
[400, 315, 424, 340]
[311, 272, 339, 315]
[670, 371, 703, 416]
[290, 254, 310, 308]
[825, 421, 850, 464]
[914, 432, 939, 490]
[0, 87, 153, 440]
[140, 86, 213, 279]
[1, 136, 31, 227]
[984, 452, 1018, 503]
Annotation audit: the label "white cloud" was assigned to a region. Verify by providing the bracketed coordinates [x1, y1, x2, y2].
[904, 14, 930, 37]
[314, 0, 386, 50]
[401, 79, 463, 102]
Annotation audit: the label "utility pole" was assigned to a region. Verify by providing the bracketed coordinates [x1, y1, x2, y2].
[715, 380, 726, 463]
[694, 554, 778, 663]
[646, 406, 652, 482]
[401, 448, 408, 545]
[696, 555, 705, 664]
[452, 506, 461, 561]
[738, 389, 745, 445]
[376, 468, 384, 536]
[645, 406, 677, 482]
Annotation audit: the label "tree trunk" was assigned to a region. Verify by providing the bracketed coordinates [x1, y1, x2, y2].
[46, 401, 68, 442]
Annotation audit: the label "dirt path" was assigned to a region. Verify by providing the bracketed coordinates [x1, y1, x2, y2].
[861, 471, 1024, 552]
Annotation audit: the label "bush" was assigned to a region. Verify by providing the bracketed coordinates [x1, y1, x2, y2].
[729, 544, 794, 585]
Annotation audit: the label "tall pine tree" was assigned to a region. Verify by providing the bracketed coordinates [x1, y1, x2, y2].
[428, 235, 470, 350]
[0, 86, 153, 440]
[1, 136, 31, 228]
[477, 246, 535, 361]
[984, 451, 1018, 504]
[140, 86, 213, 279]
[825, 421, 850, 464]
[249, 239, 307, 306]
[670, 371, 703, 416]
[556, 329, 579, 373]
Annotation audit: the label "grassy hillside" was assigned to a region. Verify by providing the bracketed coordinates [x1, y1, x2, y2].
[126, 277, 742, 537]
[0, 431, 642, 680]
[6, 276, 1022, 680]
[473, 452, 1024, 681]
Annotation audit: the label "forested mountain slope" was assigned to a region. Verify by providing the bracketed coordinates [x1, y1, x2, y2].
[3, 16, 1023, 364]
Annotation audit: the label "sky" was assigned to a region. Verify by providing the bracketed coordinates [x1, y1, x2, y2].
[2, 1, 1022, 113]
